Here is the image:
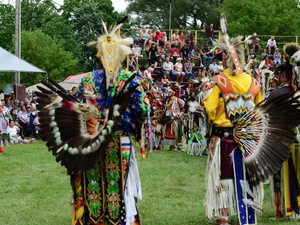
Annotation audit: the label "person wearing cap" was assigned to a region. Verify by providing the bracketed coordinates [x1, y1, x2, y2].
[203, 14, 263, 225]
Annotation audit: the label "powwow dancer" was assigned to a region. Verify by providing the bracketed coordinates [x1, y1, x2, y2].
[36, 18, 148, 225]
[203, 13, 300, 225]
[268, 43, 300, 220]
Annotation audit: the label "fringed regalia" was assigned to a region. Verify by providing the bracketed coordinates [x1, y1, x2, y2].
[267, 81, 300, 219]
[204, 70, 264, 225]
[163, 95, 185, 150]
[36, 20, 148, 225]
[70, 70, 147, 225]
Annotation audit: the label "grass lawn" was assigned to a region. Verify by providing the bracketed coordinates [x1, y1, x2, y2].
[0, 141, 298, 225]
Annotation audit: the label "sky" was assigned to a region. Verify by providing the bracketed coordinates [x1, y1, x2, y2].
[112, 0, 128, 13]
[1, 0, 129, 13]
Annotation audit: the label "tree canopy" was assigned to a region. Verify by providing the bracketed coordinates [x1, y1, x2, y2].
[1, 0, 300, 90]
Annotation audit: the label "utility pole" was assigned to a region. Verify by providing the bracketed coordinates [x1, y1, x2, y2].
[169, 0, 172, 40]
[15, 0, 21, 85]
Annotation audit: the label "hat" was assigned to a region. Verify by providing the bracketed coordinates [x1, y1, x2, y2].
[176, 57, 182, 61]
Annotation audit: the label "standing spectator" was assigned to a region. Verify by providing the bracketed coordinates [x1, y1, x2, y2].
[273, 48, 281, 65]
[162, 56, 174, 78]
[266, 36, 277, 55]
[0, 99, 10, 148]
[252, 32, 260, 53]
[19, 105, 30, 137]
[205, 23, 215, 46]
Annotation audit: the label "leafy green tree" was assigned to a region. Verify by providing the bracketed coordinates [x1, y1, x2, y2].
[125, 0, 222, 30]
[20, 30, 79, 86]
[0, 3, 15, 50]
[70, 0, 120, 71]
[222, 0, 300, 37]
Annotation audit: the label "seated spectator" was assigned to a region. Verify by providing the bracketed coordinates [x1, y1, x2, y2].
[162, 56, 174, 78]
[7, 120, 33, 144]
[184, 58, 195, 79]
[131, 43, 143, 66]
[214, 49, 223, 61]
[165, 42, 171, 57]
[170, 44, 180, 63]
[161, 74, 171, 87]
[157, 45, 166, 60]
[261, 49, 268, 60]
[190, 45, 203, 66]
[154, 29, 164, 47]
[252, 32, 260, 53]
[179, 32, 185, 49]
[273, 48, 282, 65]
[173, 57, 185, 82]
[266, 36, 277, 55]
[200, 45, 214, 67]
[139, 27, 149, 46]
[153, 57, 164, 81]
[148, 43, 158, 65]
[208, 60, 219, 75]
[248, 48, 257, 62]
[180, 43, 190, 62]
[171, 29, 181, 48]
[217, 61, 224, 72]
[184, 31, 193, 49]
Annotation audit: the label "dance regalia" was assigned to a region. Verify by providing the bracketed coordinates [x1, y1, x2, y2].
[35, 19, 148, 225]
[71, 70, 147, 225]
[203, 69, 263, 224]
[268, 82, 300, 219]
[163, 95, 185, 150]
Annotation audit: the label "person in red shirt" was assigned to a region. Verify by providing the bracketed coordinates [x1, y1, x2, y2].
[154, 29, 164, 47]
[205, 23, 214, 46]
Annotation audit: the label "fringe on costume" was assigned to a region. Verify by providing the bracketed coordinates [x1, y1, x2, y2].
[205, 136, 266, 219]
[205, 137, 238, 219]
[188, 142, 205, 156]
[124, 136, 142, 225]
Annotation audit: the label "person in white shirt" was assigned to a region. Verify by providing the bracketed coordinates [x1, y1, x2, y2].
[131, 43, 143, 66]
[267, 36, 277, 55]
[162, 56, 174, 78]
[208, 60, 219, 75]
[7, 120, 33, 144]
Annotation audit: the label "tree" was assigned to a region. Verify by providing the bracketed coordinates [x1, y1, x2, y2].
[0, 3, 15, 50]
[20, 30, 79, 86]
[222, 0, 300, 37]
[125, 0, 222, 30]
[70, 0, 120, 71]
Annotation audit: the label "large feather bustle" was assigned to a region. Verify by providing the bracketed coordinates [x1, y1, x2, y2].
[88, 21, 133, 90]
[36, 75, 137, 173]
[233, 94, 300, 186]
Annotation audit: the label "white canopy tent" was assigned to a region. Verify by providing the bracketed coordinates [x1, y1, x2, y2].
[0, 46, 45, 73]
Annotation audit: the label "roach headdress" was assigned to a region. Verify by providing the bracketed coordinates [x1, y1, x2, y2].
[88, 20, 133, 90]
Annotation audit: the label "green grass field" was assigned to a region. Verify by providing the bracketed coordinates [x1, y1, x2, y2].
[0, 141, 298, 225]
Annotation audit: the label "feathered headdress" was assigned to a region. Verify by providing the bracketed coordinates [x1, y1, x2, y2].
[212, 13, 246, 75]
[88, 18, 133, 90]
